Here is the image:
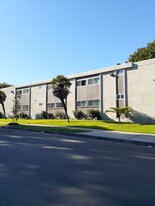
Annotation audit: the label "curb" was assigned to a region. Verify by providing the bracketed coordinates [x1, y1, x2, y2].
[1, 126, 155, 147]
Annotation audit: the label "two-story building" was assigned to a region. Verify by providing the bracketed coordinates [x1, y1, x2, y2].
[1, 58, 155, 123]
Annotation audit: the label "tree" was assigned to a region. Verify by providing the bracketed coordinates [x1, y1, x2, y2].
[106, 106, 132, 122]
[12, 93, 21, 120]
[127, 41, 155, 62]
[0, 91, 6, 118]
[0, 82, 12, 89]
[51, 75, 72, 122]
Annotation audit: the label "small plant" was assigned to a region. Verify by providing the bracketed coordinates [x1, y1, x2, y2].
[87, 109, 101, 120]
[41, 111, 49, 119]
[48, 113, 55, 119]
[73, 110, 86, 119]
[0, 112, 4, 118]
[55, 111, 66, 119]
[106, 106, 132, 122]
[35, 113, 43, 119]
[19, 113, 29, 119]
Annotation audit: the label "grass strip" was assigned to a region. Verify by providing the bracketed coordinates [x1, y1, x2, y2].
[0, 119, 155, 134]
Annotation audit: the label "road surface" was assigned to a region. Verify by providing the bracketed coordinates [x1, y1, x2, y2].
[0, 128, 155, 206]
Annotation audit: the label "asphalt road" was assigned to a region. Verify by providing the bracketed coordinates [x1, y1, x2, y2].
[0, 128, 155, 206]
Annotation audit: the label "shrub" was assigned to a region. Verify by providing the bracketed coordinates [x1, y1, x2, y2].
[35, 113, 43, 119]
[41, 111, 49, 119]
[0, 112, 4, 118]
[55, 111, 66, 119]
[73, 110, 86, 119]
[87, 109, 101, 120]
[106, 106, 132, 122]
[48, 113, 55, 119]
[19, 113, 29, 119]
[14, 113, 20, 119]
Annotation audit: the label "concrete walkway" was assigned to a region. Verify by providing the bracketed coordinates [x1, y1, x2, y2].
[78, 129, 155, 146]
[21, 123, 155, 146]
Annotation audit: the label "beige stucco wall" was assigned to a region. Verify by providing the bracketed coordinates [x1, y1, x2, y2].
[67, 79, 76, 118]
[30, 84, 46, 119]
[103, 73, 116, 120]
[127, 59, 155, 122]
[1, 59, 155, 123]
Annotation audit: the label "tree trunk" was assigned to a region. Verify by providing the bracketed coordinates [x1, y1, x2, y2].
[61, 98, 70, 123]
[1, 102, 6, 119]
[117, 111, 121, 122]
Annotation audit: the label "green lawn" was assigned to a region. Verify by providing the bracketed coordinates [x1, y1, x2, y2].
[0, 119, 155, 134]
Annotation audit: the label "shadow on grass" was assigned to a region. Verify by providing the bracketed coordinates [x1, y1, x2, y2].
[5, 123, 90, 133]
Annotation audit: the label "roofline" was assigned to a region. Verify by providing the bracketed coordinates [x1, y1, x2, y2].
[15, 62, 134, 89]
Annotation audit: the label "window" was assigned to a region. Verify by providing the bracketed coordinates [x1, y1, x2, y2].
[88, 79, 93, 85]
[23, 89, 29, 94]
[117, 94, 124, 100]
[81, 80, 86, 86]
[117, 70, 124, 76]
[76, 101, 87, 107]
[56, 102, 63, 108]
[88, 100, 100, 107]
[88, 77, 100, 85]
[22, 105, 28, 110]
[17, 90, 22, 95]
[47, 85, 52, 90]
[94, 77, 100, 84]
[76, 79, 86, 87]
[39, 103, 43, 106]
[18, 104, 22, 110]
[47, 103, 55, 108]
[39, 86, 42, 89]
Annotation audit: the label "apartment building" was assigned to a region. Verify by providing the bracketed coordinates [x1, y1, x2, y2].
[1, 58, 155, 123]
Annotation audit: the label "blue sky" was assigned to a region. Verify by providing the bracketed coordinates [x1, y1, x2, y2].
[0, 0, 155, 85]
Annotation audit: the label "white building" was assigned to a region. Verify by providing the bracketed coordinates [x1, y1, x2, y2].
[1, 58, 155, 123]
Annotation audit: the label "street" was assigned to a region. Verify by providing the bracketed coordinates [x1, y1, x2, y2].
[0, 128, 155, 206]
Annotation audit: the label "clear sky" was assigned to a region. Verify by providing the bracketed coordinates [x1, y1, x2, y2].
[0, 0, 155, 85]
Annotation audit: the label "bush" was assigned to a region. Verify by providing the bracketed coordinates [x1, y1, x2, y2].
[48, 113, 55, 119]
[55, 111, 66, 119]
[14, 113, 20, 119]
[0, 112, 4, 118]
[87, 109, 101, 120]
[35, 111, 56, 119]
[41, 111, 49, 119]
[73, 110, 86, 119]
[19, 113, 29, 119]
[35, 113, 43, 119]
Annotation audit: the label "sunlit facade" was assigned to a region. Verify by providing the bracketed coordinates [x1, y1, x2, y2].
[1, 58, 155, 123]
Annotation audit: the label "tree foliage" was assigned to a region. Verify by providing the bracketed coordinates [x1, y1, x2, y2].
[0, 82, 12, 89]
[127, 41, 155, 62]
[106, 106, 132, 122]
[12, 93, 21, 119]
[51, 75, 72, 122]
[0, 91, 6, 118]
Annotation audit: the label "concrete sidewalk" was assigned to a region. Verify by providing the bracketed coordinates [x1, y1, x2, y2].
[78, 129, 155, 146]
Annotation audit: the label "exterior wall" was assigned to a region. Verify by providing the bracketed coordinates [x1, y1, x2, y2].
[75, 75, 100, 115]
[16, 87, 30, 115]
[0, 59, 155, 123]
[30, 84, 47, 119]
[127, 59, 155, 123]
[67, 79, 76, 118]
[103, 73, 116, 120]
